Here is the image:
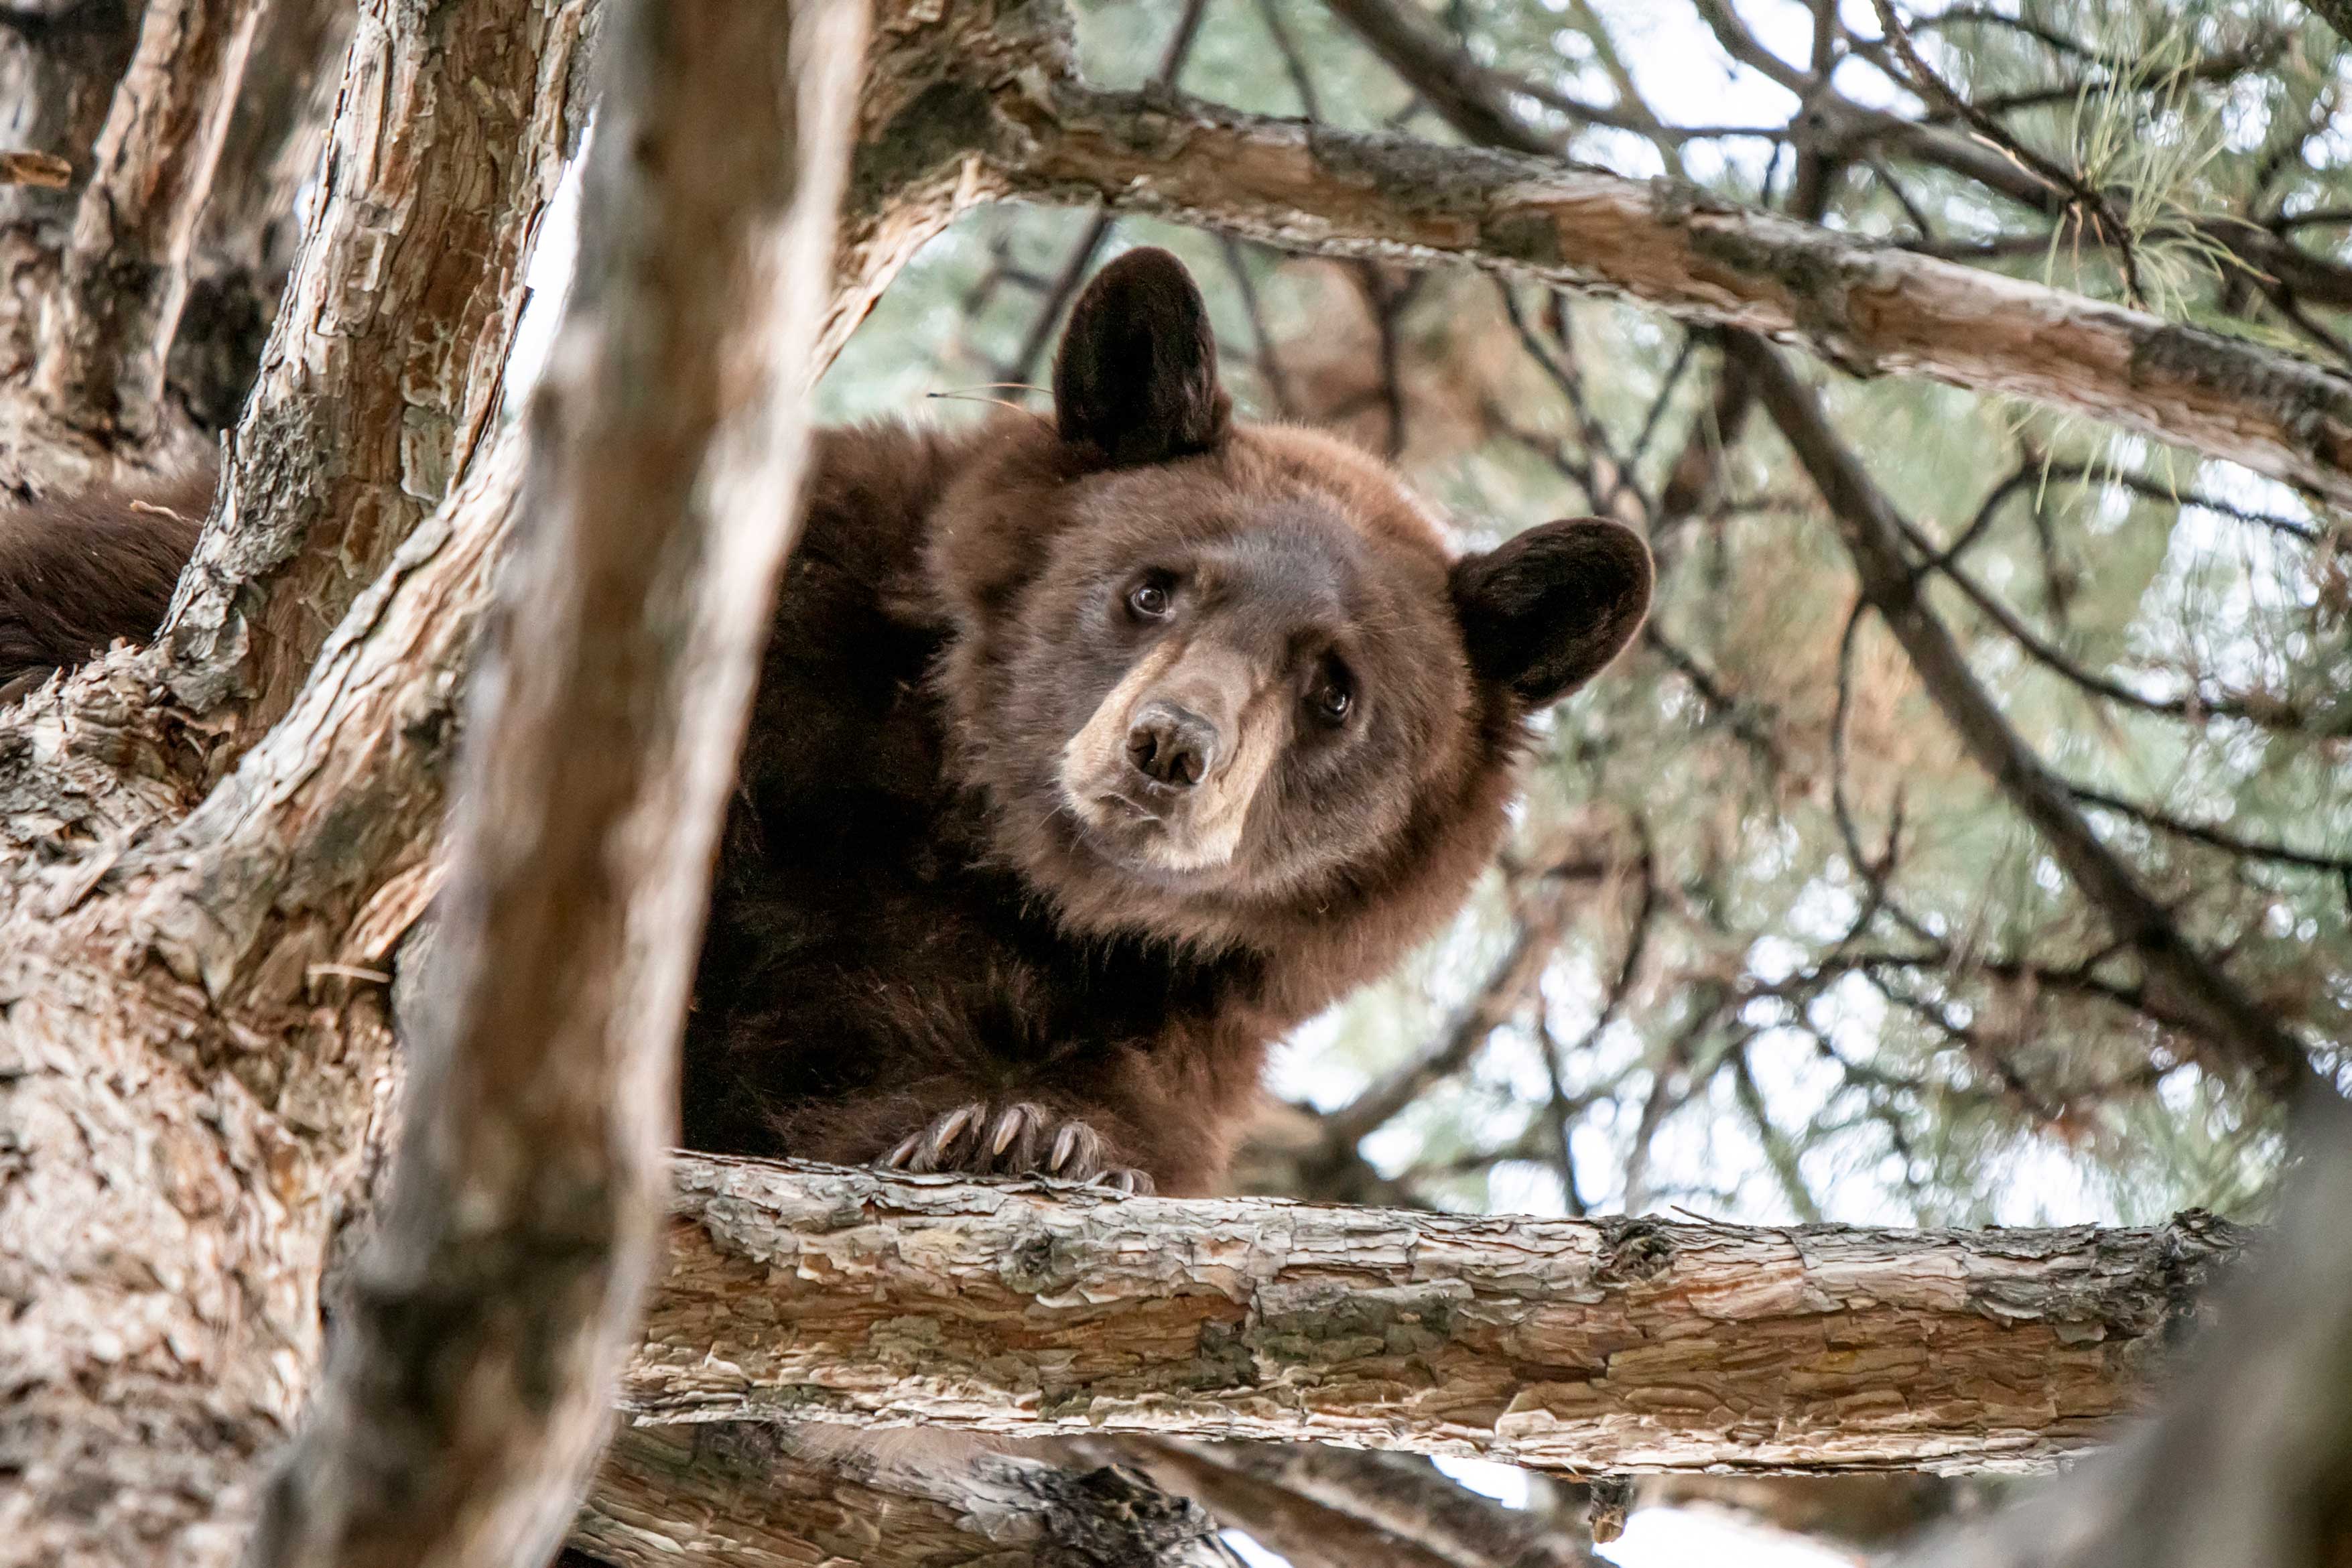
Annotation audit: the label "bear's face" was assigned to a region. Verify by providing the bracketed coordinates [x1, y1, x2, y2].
[1027, 454, 1463, 897]
[929, 249, 1652, 955]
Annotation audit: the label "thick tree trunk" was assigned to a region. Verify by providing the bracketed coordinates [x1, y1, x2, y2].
[621, 1157, 2241, 1477]
[243, 0, 864, 1563]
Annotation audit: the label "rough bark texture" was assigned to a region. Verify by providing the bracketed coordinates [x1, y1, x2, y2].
[242, 1, 865, 1565]
[0, 0, 139, 450]
[840, 0, 2352, 510]
[0, 0, 2336, 1561]
[572, 1424, 1239, 1568]
[0, 0, 594, 1559]
[0, 434, 517, 1568]
[28, 0, 270, 462]
[156, 0, 595, 738]
[623, 1157, 2242, 1477]
[0, 0, 592, 881]
[1899, 1093, 2352, 1568]
[167, 0, 352, 435]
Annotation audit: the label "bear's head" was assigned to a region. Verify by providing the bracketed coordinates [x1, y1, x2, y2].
[929, 248, 1650, 964]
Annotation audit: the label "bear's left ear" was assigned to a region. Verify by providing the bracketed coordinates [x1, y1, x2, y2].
[1054, 247, 1231, 467]
[1451, 519, 1653, 708]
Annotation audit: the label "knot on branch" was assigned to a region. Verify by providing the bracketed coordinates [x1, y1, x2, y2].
[1593, 1216, 1676, 1285]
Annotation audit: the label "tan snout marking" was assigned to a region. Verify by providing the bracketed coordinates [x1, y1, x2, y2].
[1060, 639, 1289, 872]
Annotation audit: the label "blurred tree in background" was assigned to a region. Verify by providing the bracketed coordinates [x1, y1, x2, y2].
[821, 0, 2351, 1236]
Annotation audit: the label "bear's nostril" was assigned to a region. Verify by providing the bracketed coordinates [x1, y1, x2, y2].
[1126, 704, 1215, 789]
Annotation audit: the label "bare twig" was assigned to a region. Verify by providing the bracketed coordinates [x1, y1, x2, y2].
[1728, 330, 2318, 1101]
[1866, 0, 2142, 306]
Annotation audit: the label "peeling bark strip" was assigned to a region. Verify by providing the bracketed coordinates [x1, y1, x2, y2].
[241, 1, 866, 1565]
[627, 1159, 2244, 1476]
[840, 0, 2352, 511]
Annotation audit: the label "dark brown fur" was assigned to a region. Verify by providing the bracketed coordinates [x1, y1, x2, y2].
[0, 469, 207, 703]
[0, 250, 1651, 1198]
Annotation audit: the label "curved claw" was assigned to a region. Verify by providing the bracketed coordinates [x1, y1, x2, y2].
[989, 1101, 1048, 1163]
[873, 1105, 1145, 1189]
[933, 1102, 979, 1153]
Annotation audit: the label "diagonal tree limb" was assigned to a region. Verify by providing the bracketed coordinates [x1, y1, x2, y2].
[159, 0, 598, 740]
[2301, 1, 2352, 46]
[241, 0, 866, 1563]
[827, 0, 2352, 509]
[1721, 329, 2318, 1101]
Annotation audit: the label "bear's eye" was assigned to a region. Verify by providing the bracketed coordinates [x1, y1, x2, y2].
[1308, 664, 1354, 726]
[1126, 577, 1174, 620]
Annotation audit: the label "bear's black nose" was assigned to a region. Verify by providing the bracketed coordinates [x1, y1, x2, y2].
[1126, 702, 1219, 789]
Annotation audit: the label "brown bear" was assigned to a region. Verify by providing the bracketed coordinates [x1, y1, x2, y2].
[0, 247, 1652, 1197]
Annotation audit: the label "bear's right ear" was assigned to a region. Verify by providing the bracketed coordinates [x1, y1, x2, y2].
[1054, 247, 1230, 468]
[1451, 519, 1652, 708]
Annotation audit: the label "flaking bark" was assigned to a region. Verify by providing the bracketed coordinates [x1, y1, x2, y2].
[625, 1157, 2243, 1477]
[31, 0, 271, 457]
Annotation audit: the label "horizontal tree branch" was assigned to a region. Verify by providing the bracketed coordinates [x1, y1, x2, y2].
[846, 0, 2352, 510]
[571, 1423, 1237, 1568]
[625, 1157, 2245, 1477]
[997, 80, 2352, 507]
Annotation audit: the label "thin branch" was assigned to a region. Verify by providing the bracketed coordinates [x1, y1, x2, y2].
[1317, 855, 1598, 1154]
[1254, 0, 1320, 119]
[1118, 1439, 1595, 1568]
[1727, 330, 2318, 1102]
[1864, 0, 2136, 305]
